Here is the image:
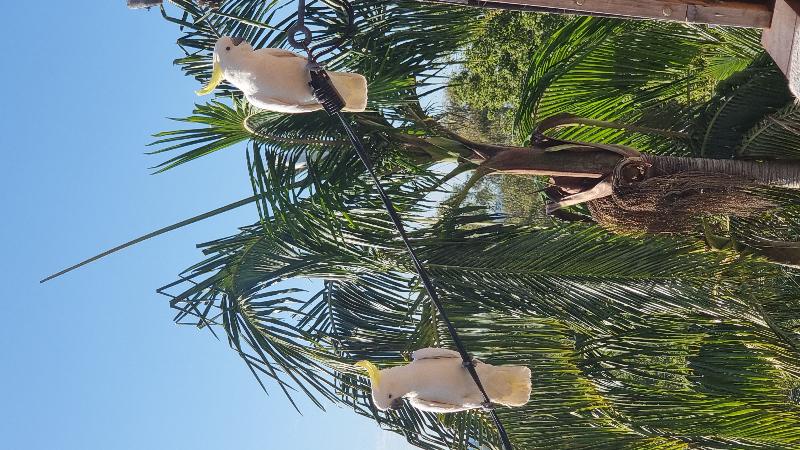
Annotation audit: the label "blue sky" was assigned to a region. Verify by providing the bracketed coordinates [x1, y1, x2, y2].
[1, 2, 413, 449]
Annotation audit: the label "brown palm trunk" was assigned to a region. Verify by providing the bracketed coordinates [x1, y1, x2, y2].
[749, 239, 800, 267]
[481, 147, 621, 178]
[472, 142, 800, 186]
[644, 155, 800, 189]
[464, 145, 800, 232]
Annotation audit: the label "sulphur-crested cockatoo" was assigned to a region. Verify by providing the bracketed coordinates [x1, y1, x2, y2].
[196, 36, 367, 113]
[356, 348, 531, 413]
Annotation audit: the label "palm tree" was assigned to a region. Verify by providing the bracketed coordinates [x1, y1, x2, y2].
[117, 1, 800, 448]
[160, 165, 800, 448]
[507, 16, 800, 265]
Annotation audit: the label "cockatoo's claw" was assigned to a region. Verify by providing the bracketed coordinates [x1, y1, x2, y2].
[306, 60, 323, 71]
[309, 69, 346, 115]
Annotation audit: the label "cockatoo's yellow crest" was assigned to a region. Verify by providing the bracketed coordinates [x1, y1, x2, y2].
[355, 360, 381, 388]
[196, 61, 224, 96]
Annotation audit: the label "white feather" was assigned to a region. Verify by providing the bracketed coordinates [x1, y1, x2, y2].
[202, 37, 368, 114]
[411, 348, 461, 360]
[367, 347, 531, 413]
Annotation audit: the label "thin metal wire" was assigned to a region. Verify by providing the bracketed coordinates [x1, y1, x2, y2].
[287, 0, 355, 62]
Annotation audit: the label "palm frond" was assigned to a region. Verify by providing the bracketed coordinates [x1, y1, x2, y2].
[148, 99, 253, 172]
[740, 102, 800, 160]
[163, 189, 799, 448]
[515, 17, 764, 155]
[690, 56, 792, 159]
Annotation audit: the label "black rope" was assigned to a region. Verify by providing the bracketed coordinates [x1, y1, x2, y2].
[294, 4, 514, 448]
[335, 111, 513, 450]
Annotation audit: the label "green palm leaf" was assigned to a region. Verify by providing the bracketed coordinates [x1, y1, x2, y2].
[740, 102, 800, 160]
[515, 17, 763, 154]
[162, 180, 799, 448]
[690, 56, 792, 159]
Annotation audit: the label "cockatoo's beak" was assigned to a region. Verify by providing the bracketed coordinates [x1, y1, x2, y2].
[355, 360, 381, 388]
[195, 58, 224, 96]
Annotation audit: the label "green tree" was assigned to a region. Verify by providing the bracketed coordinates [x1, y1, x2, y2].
[448, 11, 566, 136]
[108, 1, 800, 448]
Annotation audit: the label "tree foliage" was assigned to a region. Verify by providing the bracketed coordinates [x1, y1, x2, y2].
[448, 11, 566, 137]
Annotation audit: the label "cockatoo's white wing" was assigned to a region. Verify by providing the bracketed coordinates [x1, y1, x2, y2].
[253, 47, 306, 59]
[409, 397, 471, 413]
[411, 348, 462, 360]
[246, 93, 321, 114]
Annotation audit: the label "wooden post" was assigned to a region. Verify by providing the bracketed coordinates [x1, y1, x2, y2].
[127, 0, 220, 9]
[762, 0, 800, 96]
[436, 0, 774, 27]
[128, 0, 162, 8]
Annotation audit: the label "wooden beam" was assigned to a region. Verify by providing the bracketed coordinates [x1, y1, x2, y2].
[762, 0, 800, 96]
[127, 0, 162, 8]
[444, 0, 773, 28]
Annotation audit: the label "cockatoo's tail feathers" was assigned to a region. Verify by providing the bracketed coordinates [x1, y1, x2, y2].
[196, 62, 224, 96]
[355, 360, 381, 388]
[493, 365, 532, 407]
[331, 72, 368, 112]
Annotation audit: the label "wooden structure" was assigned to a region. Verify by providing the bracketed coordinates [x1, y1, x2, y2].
[451, 0, 774, 27]
[762, 0, 800, 94]
[127, 0, 162, 8]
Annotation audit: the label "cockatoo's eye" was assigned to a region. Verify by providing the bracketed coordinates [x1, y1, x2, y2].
[225, 46, 231, 51]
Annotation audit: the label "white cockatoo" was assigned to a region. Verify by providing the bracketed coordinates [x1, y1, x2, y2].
[356, 348, 531, 413]
[196, 36, 367, 113]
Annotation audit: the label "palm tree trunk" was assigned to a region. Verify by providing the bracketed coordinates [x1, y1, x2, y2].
[749, 239, 800, 267]
[393, 110, 800, 190]
[481, 147, 621, 178]
[446, 137, 800, 189]
[485, 150, 800, 188]
[644, 155, 800, 188]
